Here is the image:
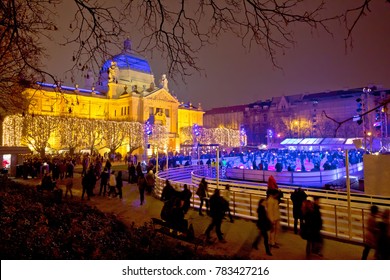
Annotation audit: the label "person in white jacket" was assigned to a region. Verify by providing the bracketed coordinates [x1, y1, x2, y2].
[108, 170, 117, 197]
[266, 189, 281, 248]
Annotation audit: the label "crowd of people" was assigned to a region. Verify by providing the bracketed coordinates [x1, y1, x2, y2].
[160, 180, 193, 233]
[11, 149, 388, 259]
[238, 148, 364, 172]
[249, 176, 323, 258]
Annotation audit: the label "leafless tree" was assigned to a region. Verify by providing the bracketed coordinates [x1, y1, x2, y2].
[59, 117, 84, 155]
[21, 114, 61, 157]
[179, 126, 195, 145]
[125, 122, 145, 155]
[148, 124, 169, 151]
[102, 120, 127, 155]
[126, 0, 377, 80]
[0, 0, 379, 126]
[79, 118, 104, 154]
[1, 1, 377, 84]
[2, 115, 24, 146]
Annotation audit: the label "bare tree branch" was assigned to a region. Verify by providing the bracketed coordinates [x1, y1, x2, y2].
[322, 96, 390, 137]
[343, 0, 372, 48]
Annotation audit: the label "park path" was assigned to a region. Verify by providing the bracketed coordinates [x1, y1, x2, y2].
[36, 172, 367, 260]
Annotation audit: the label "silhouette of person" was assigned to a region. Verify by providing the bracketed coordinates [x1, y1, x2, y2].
[196, 178, 209, 216]
[205, 189, 228, 243]
[252, 198, 272, 256]
[362, 205, 379, 259]
[290, 187, 307, 234]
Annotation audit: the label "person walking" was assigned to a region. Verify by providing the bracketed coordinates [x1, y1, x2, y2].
[104, 159, 112, 174]
[64, 176, 73, 199]
[301, 197, 323, 258]
[128, 161, 136, 183]
[180, 184, 192, 214]
[107, 170, 117, 197]
[145, 169, 155, 194]
[362, 205, 380, 259]
[196, 177, 209, 216]
[137, 174, 146, 205]
[221, 185, 234, 223]
[161, 179, 176, 202]
[99, 167, 109, 196]
[136, 162, 143, 177]
[290, 187, 307, 234]
[116, 170, 123, 199]
[266, 188, 281, 248]
[252, 198, 272, 256]
[205, 189, 228, 243]
[376, 209, 390, 260]
[81, 170, 91, 200]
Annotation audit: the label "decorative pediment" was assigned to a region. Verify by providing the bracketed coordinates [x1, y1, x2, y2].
[144, 89, 179, 104]
[278, 96, 289, 110]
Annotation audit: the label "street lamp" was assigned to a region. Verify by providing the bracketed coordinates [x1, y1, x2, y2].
[367, 131, 372, 153]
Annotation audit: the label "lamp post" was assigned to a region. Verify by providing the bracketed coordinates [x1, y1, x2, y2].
[155, 146, 158, 174]
[367, 131, 372, 153]
[345, 149, 352, 239]
[198, 143, 220, 188]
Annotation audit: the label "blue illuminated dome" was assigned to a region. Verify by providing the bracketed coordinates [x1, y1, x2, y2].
[101, 53, 152, 74]
[97, 39, 156, 93]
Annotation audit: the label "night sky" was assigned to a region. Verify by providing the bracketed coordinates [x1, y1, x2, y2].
[44, 1, 390, 111]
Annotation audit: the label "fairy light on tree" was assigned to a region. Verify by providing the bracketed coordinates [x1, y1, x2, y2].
[79, 118, 104, 155]
[126, 122, 145, 155]
[102, 121, 127, 155]
[22, 114, 61, 157]
[240, 127, 247, 147]
[149, 124, 168, 152]
[179, 126, 193, 144]
[2, 115, 23, 146]
[59, 117, 83, 155]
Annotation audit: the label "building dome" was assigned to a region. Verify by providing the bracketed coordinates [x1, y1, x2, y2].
[101, 39, 152, 74]
[98, 39, 155, 93]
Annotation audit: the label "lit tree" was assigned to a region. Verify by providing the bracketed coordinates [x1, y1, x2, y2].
[179, 126, 193, 145]
[2, 115, 24, 146]
[0, 0, 378, 145]
[149, 124, 168, 151]
[79, 118, 104, 154]
[125, 121, 145, 155]
[59, 116, 83, 155]
[21, 114, 61, 157]
[187, 126, 242, 147]
[102, 120, 127, 155]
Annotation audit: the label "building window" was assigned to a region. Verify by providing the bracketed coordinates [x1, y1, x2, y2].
[149, 107, 154, 116]
[165, 109, 170, 117]
[127, 106, 130, 115]
[121, 107, 123, 116]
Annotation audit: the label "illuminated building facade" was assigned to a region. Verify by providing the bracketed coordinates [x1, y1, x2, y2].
[2, 39, 204, 156]
[204, 87, 390, 147]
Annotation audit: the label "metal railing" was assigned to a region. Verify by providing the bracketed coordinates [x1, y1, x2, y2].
[155, 166, 390, 244]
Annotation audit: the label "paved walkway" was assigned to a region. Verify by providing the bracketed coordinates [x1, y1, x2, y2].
[13, 171, 372, 261]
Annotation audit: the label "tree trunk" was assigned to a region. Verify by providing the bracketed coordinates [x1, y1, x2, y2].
[39, 148, 46, 158]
